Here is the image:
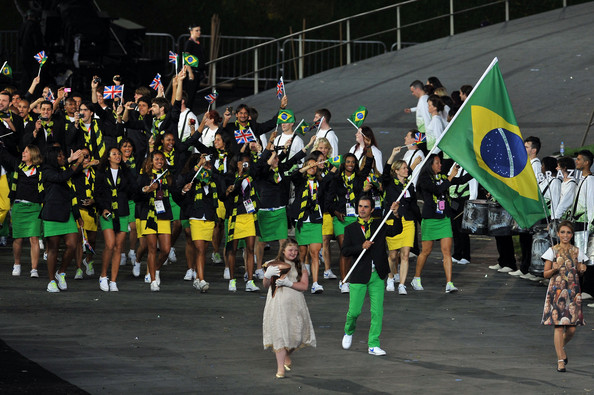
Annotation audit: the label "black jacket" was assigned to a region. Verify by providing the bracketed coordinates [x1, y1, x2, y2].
[341, 215, 402, 284]
[40, 164, 81, 222]
[0, 148, 42, 204]
[135, 172, 174, 221]
[174, 171, 225, 221]
[382, 164, 421, 222]
[327, 158, 373, 216]
[417, 170, 472, 219]
[255, 148, 306, 209]
[95, 166, 139, 217]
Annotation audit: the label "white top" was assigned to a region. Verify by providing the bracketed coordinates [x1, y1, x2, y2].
[349, 144, 383, 174]
[178, 109, 198, 142]
[531, 157, 543, 181]
[542, 246, 587, 263]
[315, 128, 339, 158]
[539, 175, 561, 219]
[412, 95, 431, 134]
[402, 149, 425, 187]
[554, 178, 577, 220]
[426, 114, 447, 152]
[110, 168, 118, 183]
[573, 174, 594, 229]
[274, 133, 304, 162]
[200, 125, 218, 148]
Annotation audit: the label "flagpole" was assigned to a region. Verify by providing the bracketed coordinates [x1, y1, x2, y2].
[342, 142, 442, 284]
[281, 76, 285, 97]
[191, 166, 204, 182]
[0, 61, 6, 74]
[37, 64, 42, 78]
[346, 118, 359, 130]
[121, 85, 125, 101]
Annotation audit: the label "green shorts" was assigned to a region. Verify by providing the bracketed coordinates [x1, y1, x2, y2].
[100, 215, 129, 233]
[333, 216, 357, 237]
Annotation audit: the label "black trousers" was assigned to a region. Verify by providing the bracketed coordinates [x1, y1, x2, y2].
[495, 235, 516, 269]
[451, 200, 470, 260]
[519, 233, 533, 273]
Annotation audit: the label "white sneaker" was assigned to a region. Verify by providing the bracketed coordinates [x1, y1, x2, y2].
[398, 284, 407, 295]
[498, 267, 514, 273]
[254, 269, 265, 280]
[127, 250, 136, 263]
[342, 334, 352, 349]
[488, 264, 502, 270]
[155, 270, 161, 286]
[581, 292, 593, 300]
[341, 282, 350, 294]
[311, 282, 324, 294]
[30, 269, 39, 278]
[509, 269, 523, 277]
[109, 281, 119, 292]
[150, 280, 160, 292]
[223, 267, 230, 280]
[144, 273, 151, 283]
[409, 251, 417, 258]
[83, 258, 95, 275]
[228, 279, 237, 292]
[411, 277, 424, 291]
[520, 272, 536, 280]
[47, 280, 59, 293]
[211, 252, 223, 264]
[55, 272, 67, 290]
[386, 278, 395, 292]
[368, 347, 387, 356]
[43, 251, 47, 261]
[445, 282, 458, 293]
[192, 270, 197, 280]
[12, 264, 21, 276]
[245, 280, 260, 292]
[184, 269, 194, 281]
[99, 276, 109, 292]
[132, 262, 141, 277]
[119, 253, 127, 266]
[452, 257, 460, 264]
[305, 264, 311, 275]
[168, 247, 177, 263]
[74, 268, 83, 280]
[198, 279, 209, 293]
[243, 272, 249, 282]
[394, 273, 400, 283]
[458, 258, 470, 265]
[324, 269, 338, 280]
[319, 249, 325, 263]
[39, 239, 45, 250]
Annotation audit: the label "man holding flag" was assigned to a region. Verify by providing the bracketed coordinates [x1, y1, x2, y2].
[272, 109, 305, 163]
[313, 109, 339, 158]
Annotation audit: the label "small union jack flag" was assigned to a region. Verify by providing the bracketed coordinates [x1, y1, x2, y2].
[309, 116, 323, 133]
[234, 128, 256, 144]
[149, 73, 161, 90]
[168, 51, 178, 63]
[276, 76, 284, 100]
[34, 51, 47, 65]
[204, 91, 218, 104]
[45, 89, 55, 104]
[103, 85, 124, 100]
[414, 132, 426, 144]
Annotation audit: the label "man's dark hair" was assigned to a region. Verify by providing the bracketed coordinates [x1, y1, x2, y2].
[410, 80, 424, 90]
[315, 108, 331, 123]
[577, 150, 593, 166]
[151, 97, 170, 113]
[138, 95, 151, 107]
[460, 85, 473, 96]
[524, 136, 541, 155]
[358, 194, 374, 206]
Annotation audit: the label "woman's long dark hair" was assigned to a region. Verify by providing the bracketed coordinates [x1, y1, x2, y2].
[339, 153, 360, 175]
[420, 154, 440, 177]
[98, 147, 128, 173]
[43, 145, 63, 169]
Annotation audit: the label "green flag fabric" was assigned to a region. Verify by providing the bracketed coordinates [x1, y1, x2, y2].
[437, 58, 546, 229]
[277, 109, 295, 124]
[198, 168, 212, 183]
[348, 106, 367, 128]
[296, 121, 309, 136]
[1, 64, 12, 78]
[328, 155, 343, 169]
[183, 52, 199, 67]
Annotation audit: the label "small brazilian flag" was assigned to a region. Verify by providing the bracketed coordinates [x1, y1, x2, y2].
[438, 58, 546, 229]
[328, 155, 343, 169]
[1, 64, 12, 78]
[366, 173, 380, 188]
[296, 121, 309, 136]
[277, 109, 295, 124]
[183, 52, 199, 67]
[198, 168, 212, 183]
[348, 106, 367, 128]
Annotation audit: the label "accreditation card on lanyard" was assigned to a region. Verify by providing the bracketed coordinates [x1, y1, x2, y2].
[242, 178, 256, 214]
[154, 181, 166, 214]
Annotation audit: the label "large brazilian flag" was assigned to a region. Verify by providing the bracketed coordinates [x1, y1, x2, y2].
[438, 58, 546, 229]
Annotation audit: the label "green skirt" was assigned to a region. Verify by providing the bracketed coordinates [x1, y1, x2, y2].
[43, 213, 78, 237]
[127, 200, 136, 224]
[12, 202, 42, 238]
[257, 208, 288, 242]
[100, 216, 129, 233]
[181, 219, 190, 229]
[421, 217, 453, 241]
[296, 222, 323, 245]
[170, 196, 181, 221]
[333, 216, 357, 237]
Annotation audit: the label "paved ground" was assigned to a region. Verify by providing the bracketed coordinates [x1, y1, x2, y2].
[2, 3, 594, 394]
[1, 233, 594, 394]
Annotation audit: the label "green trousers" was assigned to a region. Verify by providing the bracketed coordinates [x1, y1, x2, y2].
[344, 271, 385, 348]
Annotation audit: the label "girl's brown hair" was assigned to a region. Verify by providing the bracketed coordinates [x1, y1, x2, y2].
[275, 238, 303, 282]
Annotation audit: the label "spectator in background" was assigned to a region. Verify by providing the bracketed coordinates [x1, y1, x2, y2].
[183, 23, 208, 110]
[404, 80, 431, 134]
